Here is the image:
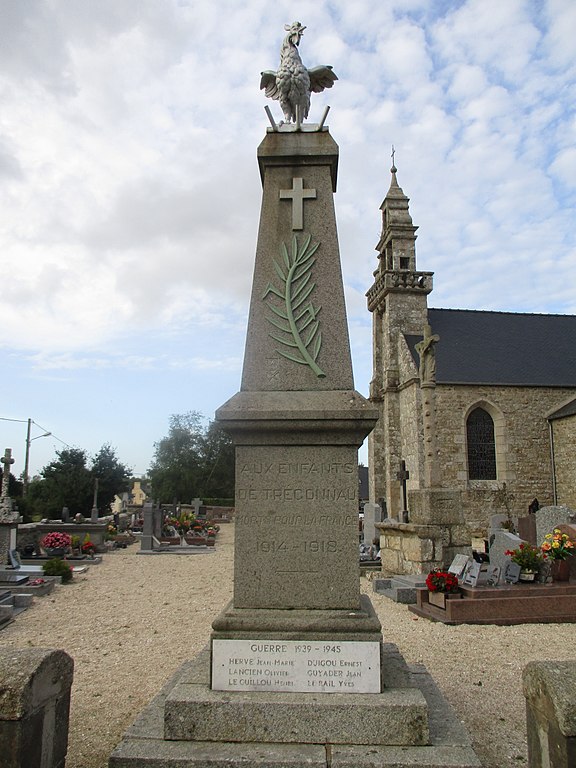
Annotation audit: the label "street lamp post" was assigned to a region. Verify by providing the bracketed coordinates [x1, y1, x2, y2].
[23, 418, 51, 496]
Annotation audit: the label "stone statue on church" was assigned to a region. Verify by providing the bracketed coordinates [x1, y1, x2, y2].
[260, 21, 338, 124]
[415, 323, 440, 384]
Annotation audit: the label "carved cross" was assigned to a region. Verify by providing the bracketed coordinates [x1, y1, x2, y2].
[396, 459, 410, 517]
[279, 177, 316, 230]
[1, 448, 14, 498]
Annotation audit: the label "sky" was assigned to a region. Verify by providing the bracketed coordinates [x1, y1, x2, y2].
[0, 0, 575, 482]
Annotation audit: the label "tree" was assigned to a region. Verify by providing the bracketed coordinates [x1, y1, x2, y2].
[149, 411, 234, 503]
[37, 448, 93, 518]
[22, 444, 133, 520]
[90, 444, 132, 514]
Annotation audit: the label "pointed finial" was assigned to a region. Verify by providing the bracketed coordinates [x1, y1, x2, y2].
[389, 144, 399, 188]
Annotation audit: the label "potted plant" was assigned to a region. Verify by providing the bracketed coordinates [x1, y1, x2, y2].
[425, 569, 460, 608]
[42, 557, 73, 583]
[504, 543, 543, 582]
[541, 529, 574, 582]
[81, 535, 96, 558]
[41, 532, 72, 558]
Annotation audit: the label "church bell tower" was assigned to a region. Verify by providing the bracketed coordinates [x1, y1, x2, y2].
[366, 160, 433, 514]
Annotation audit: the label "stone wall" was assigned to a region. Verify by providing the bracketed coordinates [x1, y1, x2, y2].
[551, 414, 576, 509]
[434, 384, 574, 530]
[377, 518, 471, 576]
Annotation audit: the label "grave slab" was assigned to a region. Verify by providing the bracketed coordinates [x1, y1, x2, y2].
[410, 582, 576, 625]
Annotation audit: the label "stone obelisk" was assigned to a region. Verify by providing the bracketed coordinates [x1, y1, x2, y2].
[214, 125, 380, 631]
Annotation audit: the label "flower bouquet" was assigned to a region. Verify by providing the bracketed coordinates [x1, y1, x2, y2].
[425, 569, 460, 609]
[41, 531, 71, 556]
[542, 529, 574, 582]
[541, 529, 575, 560]
[81, 540, 96, 556]
[504, 543, 543, 580]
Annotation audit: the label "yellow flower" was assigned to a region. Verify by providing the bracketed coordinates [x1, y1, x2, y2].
[552, 541, 560, 548]
[545, 533, 553, 539]
[554, 529, 562, 534]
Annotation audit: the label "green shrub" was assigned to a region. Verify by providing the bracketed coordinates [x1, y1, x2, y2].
[42, 558, 73, 583]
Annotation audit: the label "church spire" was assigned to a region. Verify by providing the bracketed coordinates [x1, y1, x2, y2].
[366, 155, 433, 313]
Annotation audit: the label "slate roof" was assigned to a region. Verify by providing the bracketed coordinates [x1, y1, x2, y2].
[405, 308, 576, 387]
[548, 398, 576, 420]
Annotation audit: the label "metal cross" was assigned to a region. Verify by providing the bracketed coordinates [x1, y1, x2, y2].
[396, 459, 410, 518]
[1, 448, 14, 498]
[279, 177, 316, 230]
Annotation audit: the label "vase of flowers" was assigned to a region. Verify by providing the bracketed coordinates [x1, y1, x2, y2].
[504, 543, 543, 582]
[541, 529, 574, 582]
[81, 537, 96, 557]
[425, 569, 460, 608]
[41, 531, 72, 558]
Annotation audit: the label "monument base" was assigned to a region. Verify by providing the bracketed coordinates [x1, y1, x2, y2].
[211, 593, 382, 640]
[109, 645, 480, 768]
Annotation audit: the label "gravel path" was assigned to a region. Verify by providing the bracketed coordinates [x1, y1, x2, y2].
[2, 524, 574, 768]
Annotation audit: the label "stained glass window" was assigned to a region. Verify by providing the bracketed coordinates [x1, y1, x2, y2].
[467, 407, 496, 480]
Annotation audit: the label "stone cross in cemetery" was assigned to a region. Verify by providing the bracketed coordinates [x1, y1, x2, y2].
[1, 448, 14, 499]
[396, 459, 410, 522]
[0, 448, 18, 566]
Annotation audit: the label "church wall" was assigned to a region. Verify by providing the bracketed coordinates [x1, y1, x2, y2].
[396, 337, 422, 495]
[551, 415, 576, 509]
[367, 405, 386, 505]
[434, 384, 575, 533]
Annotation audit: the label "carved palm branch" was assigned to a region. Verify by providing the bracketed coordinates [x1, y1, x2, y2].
[262, 234, 325, 378]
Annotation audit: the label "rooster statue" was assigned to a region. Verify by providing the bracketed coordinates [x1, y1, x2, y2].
[260, 21, 338, 124]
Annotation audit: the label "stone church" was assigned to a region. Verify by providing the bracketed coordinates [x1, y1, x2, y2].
[367, 164, 576, 537]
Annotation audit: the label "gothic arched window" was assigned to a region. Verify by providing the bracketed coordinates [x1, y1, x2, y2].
[466, 407, 497, 480]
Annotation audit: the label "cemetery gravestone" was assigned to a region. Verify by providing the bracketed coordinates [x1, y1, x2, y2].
[489, 529, 524, 580]
[448, 553, 470, 578]
[535, 505, 576, 548]
[0, 449, 18, 567]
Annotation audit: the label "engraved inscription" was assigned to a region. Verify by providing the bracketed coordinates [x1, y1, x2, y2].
[212, 640, 381, 694]
[235, 512, 356, 527]
[236, 487, 357, 502]
[240, 461, 354, 475]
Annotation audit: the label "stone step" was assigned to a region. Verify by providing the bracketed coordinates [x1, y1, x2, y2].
[109, 656, 480, 768]
[164, 685, 429, 746]
[110, 739, 480, 768]
[373, 574, 427, 604]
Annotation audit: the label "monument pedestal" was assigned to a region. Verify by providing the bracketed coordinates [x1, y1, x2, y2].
[110, 644, 480, 768]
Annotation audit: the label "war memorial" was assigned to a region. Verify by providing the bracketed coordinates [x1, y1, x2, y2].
[109, 22, 479, 768]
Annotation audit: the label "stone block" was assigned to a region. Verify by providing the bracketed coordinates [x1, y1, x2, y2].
[0, 648, 73, 768]
[164, 685, 429, 746]
[408, 489, 463, 526]
[13, 594, 33, 608]
[372, 578, 393, 593]
[450, 525, 472, 548]
[381, 549, 401, 574]
[403, 536, 434, 563]
[523, 661, 576, 768]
